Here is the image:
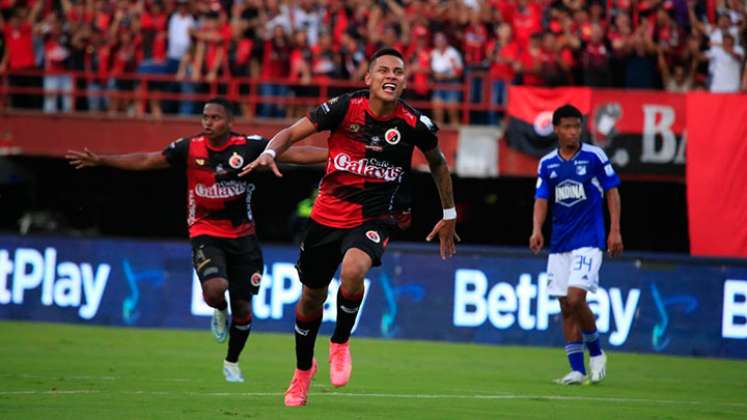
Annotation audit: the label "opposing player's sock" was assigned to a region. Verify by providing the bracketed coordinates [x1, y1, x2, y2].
[225, 314, 252, 363]
[582, 329, 602, 357]
[330, 287, 363, 344]
[565, 341, 586, 375]
[295, 308, 323, 371]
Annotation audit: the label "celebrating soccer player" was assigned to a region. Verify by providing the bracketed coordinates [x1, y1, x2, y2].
[66, 97, 327, 384]
[240, 48, 459, 407]
[529, 104, 623, 385]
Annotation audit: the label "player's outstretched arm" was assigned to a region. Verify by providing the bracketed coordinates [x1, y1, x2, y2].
[606, 187, 623, 257]
[66, 148, 170, 171]
[529, 198, 547, 254]
[423, 146, 459, 260]
[239, 117, 317, 178]
[278, 146, 328, 165]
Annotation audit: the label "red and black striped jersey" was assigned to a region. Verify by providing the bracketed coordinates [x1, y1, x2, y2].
[162, 132, 268, 238]
[307, 90, 439, 229]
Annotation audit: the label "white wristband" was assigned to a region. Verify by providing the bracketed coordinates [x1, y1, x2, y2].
[260, 149, 277, 159]
[443, 207, 457, 220]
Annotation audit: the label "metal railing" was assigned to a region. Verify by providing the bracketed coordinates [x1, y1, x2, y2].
[0, 69, 507, 125]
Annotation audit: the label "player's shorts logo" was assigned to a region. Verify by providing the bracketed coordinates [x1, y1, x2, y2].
[384, 128, 401, 145]
[366, 230, 381, 243]
[229, 152, 244, 169]
[250, 272, 262, 287]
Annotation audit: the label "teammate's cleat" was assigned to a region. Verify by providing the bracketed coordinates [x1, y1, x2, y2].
[589, 351, 607, 383]
[554, 370, 587, 385]
[329, 341, 352, 387]
[223, 360, 245, 383]
[211, 308, 229, 343]
[284, 358, 318, 407]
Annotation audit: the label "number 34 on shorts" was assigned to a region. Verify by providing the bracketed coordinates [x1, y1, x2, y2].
[546, 247, 603, 296]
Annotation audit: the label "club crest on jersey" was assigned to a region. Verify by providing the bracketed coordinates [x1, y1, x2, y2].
[366, 230, 381, 243]
[576, 165, 587, 176]
[229, 152, 244, 169]
[195, 158, 206, 166]
[250, 272, 262, 287]
[349, 123, 361, 133]
[384, 128, 401, 145]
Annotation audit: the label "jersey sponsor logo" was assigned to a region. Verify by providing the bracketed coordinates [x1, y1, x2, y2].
[194, 180, 247, 199]
[576, 165, 587, 176]
[250, 272, 262, 287]
[332, 153, 405, 181]
[384, 128, 401, 145]
[533, 111, 554, 137]
[604, 163, 615, 176]
[246, 135, 263, 141]
[229, 152, 244, 169]
[555, 180, 587, 207]
[366, 230, 381, 243]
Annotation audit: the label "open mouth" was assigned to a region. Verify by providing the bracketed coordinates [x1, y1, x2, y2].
[382, 83, 397, 93]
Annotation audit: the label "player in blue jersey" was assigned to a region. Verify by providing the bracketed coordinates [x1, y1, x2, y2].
[529, 104, 623, 385]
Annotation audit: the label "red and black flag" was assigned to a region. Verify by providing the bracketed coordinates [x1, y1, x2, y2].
[505, 86, 592, 156]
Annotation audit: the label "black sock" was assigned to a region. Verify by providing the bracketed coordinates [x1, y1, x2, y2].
[330, 288, 363, 344]
[225, 318, 252, 363]
[295, 309, 323, 370]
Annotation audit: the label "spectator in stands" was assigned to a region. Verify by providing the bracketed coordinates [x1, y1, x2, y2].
[2, 3, 42, 109]
[624, 21, 659, 89]
[258, 24, 290, 118]
[340, 32, 366, 81]
[705, 32, 744, 92]
[108, 27, 141, 116]
[137, 0, 169, 119]
[690, 6, 743, 47]
[288, 29, 312, 118]
[40, 13, 73, 113]
[406, 26, 432, 104]
[581, 23, 612, 86]
[518, 32, 544, 86]
[539, 31, 574, 86]
[431, 31, 463, 126]
[658, 50, 696, 92]
[290, 0, 321, 46]
[486, 22, 519, 125]
[166, 0, 195, 114]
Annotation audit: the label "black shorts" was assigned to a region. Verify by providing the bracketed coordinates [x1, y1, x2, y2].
[191, 235, 264, 299]
[296, 219, 393, 289]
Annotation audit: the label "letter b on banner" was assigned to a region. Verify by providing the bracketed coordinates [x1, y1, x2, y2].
[723, 280, 747, 339]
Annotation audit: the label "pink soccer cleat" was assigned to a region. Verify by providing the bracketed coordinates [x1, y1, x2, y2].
[284, 358, 317, 407]
[329, 341, 352, 387]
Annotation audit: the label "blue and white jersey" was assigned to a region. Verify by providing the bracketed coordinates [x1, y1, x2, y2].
[535, 143, 621, 253]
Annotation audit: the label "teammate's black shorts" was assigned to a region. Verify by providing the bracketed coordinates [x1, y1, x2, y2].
[191, 234, 264, 299]
[296, 219, 393, 289]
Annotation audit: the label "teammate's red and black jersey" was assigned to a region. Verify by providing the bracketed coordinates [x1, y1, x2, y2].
[162, 132, 269, 238]
[307, 90, 439, 229]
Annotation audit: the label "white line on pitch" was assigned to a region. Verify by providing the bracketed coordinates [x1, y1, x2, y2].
[1, 389, 746, 409]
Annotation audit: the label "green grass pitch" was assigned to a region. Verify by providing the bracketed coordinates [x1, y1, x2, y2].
[1, 321, 745, 419]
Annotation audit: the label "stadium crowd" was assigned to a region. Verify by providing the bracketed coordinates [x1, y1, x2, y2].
[1, 0, 746, 122]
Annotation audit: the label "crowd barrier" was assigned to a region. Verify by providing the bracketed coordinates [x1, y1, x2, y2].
[1, 234, 745, 359]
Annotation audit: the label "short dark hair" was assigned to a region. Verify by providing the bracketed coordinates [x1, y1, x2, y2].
[368, 47, 405, 69]
[552, 104, 583, 126]
[205, 97, 234, 118]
